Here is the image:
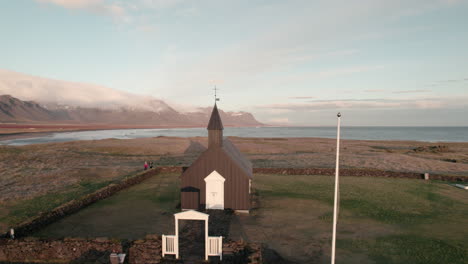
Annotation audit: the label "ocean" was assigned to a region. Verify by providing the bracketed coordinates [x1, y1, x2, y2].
[0, 126, 467, 146]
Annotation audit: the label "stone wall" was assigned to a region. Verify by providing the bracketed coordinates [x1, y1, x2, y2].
[0, 237, 121, 263]
[127, 235, 162, 264]
[0, 236, 261, 264]
[222, 240, 263, 264]
[246, 243, 262, 264]
[252, 167, 468, 182]
[180, 165, 466, 182]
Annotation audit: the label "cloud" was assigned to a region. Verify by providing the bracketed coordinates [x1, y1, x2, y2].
[314, 65, 385, 78]
[121, 1, 462, 98]
[0, 68, 171, 112]
[35, 0, 194, 24]
[436, 78, 468, 83]
[289, 96, 317, 99]
[140, 0, 187, 9]
[441, 0, 464, 5]
[428, 78, 468, 87]
[266, 117, 290, 125]
[364, 89, 385, 93]
[364, 89, 431, 94]
[137, 24, 158, 32]
[257, 97, 467, 111]
[262, 108, 293, 114]
[441, 80, 458, 82]
[286, 65, 384, 84]
[392, 90, 431, 94]
[36, 0, 102, 9]
[36, 0, 127, 20]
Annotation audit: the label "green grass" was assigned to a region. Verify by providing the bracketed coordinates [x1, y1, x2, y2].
[90, 172, 180, 213]
[339, 235, 467, 264]
[251, 174, 468, 263]
[12, 172, 466, 263]
[32, 172, 180, 239]
[0, 172, 140, 228]
[256, 174, 466, 225]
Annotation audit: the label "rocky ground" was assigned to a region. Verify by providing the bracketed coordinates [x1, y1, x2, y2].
[1, 136, 467, 201]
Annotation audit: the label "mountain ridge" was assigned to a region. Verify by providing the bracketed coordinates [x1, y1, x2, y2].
[0, 94, 263, 127]
[0, 69, 262, 127]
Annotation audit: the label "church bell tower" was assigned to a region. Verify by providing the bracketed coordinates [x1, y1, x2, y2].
[207, 103, 224, 148]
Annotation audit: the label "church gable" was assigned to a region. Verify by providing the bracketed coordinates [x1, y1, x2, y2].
[181, 147, 249, 181]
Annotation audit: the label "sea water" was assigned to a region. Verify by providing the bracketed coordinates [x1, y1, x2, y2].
[0, 126, 467, 146]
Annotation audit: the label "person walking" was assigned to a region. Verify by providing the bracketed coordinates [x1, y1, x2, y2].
[144, 161, 148, 170]
[150, 161, 153, 169]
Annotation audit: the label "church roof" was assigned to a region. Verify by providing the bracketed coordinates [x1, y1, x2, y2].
[207, 103, 224, 130]
[222, 138, 253, 179]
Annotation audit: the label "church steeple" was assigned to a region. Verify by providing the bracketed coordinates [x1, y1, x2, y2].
[207, 103, 223, 148]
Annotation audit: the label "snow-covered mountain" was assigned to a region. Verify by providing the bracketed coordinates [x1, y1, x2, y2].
[0, 69, 263, 126]
[0, 69, 173, 112]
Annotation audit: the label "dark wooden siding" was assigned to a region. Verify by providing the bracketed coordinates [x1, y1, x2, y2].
[208, 130, 223, 148]
[181, 148, 251, 210]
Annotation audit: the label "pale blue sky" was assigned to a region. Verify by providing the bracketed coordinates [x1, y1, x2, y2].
[1, 0, 468, 125]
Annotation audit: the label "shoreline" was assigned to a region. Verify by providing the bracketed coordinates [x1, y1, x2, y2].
[1, 127, 468, 144]
[0, 124, 205, 142]
[0, 123, 267, 142]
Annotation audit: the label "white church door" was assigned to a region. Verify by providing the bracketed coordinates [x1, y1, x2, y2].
[204, 170, 225, 210]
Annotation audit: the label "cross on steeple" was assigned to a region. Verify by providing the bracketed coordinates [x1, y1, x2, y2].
[214, 86, 220, 103]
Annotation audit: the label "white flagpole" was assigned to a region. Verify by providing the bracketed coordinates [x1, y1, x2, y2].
[331, 112, 341, 264]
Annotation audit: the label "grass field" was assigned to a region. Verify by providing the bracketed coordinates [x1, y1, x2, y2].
[235, 174, 468, 264]
[32, 172, 180, 239]
[2, 136, 468, 234]
[0, 173, 140, 232]
[30, 172, 468, 264]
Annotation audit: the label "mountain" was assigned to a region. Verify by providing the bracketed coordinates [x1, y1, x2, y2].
[185, 107, 262, 127]
[0, 95, 65, 122]
[0, 70, 262, 126]
[0, 69, 175, 113]
[0, 94, 263, 127]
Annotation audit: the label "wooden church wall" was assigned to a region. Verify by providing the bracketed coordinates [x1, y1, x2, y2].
[181, 148, 250, 210]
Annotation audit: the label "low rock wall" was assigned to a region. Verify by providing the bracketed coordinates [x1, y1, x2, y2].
[0, 236, 260, 264]
[0, 237, 121, 263]
[252, 167, 468, 182]
[222, 240, 263, 264]
[171, 166, 466, 182]
[127, 235, 162, 264]
[246, 243, 262, 264]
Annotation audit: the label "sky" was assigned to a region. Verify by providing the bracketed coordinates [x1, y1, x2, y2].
[1, 0, 468, 126]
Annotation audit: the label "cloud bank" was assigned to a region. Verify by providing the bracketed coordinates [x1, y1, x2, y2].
[258, 97, 467, 111]
[37, 0, 125, 16]
[0, 69, 171, 112]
